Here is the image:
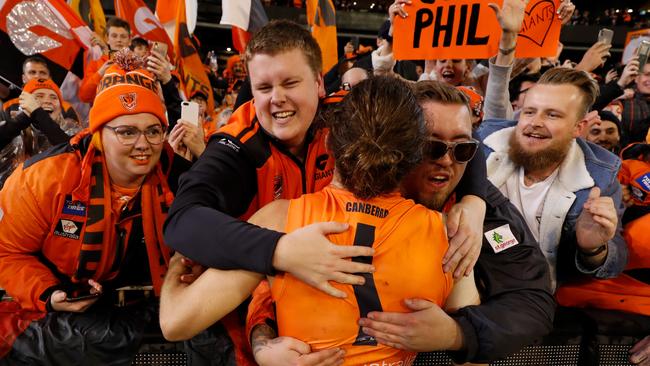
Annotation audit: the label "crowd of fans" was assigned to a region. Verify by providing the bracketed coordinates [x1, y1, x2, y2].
[568, 8, 650, 28]
[1, 0, 650, 365]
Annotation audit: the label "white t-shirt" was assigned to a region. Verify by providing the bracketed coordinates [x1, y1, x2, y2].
[501, 167, 559, 242]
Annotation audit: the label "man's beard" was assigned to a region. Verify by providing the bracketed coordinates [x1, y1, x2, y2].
[416, 191, 449, 212]
[508, 131, 572, 173]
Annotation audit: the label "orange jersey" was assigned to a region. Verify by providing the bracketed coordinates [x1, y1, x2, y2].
[272, 186, 453, 366]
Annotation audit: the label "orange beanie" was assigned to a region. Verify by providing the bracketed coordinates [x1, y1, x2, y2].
[89, 50, 167, 133]
[23, 78, 63, 105]
[456, 86, 484, 121]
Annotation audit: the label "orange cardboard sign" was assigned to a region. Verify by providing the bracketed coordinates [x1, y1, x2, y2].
[625, 28, 650, 47]
[393, 0, 562, 60]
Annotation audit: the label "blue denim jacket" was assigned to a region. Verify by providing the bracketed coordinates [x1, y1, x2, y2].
[476, 119, 627, 286]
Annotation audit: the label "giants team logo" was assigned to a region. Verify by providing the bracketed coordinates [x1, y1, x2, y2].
[119, 93, 137, 111]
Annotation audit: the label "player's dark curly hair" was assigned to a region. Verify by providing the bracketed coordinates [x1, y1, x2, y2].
[327, 76, 426, 199]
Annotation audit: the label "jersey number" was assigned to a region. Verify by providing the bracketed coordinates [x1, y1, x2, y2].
[352, 223, 383, 346]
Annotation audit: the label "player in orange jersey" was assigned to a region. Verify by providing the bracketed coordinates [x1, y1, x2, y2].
[161, 76, 480, 366]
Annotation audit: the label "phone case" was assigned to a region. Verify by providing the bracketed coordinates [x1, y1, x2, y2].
[598, 29, 614, 45]
[181, 101, 200, 126]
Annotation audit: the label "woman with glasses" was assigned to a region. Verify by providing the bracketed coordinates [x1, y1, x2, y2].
[161, 76, 480, 365]
[0, 51, 190, 364]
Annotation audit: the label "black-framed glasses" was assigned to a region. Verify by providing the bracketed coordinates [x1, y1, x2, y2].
[424, 139, 479, 163]
[104, 125, 165, 146]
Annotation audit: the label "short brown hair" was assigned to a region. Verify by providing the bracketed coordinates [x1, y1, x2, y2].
[537, 67, 599, 117]
[244, 20, 322, 76]
[414, 81, 471, 114]
[22, 56, 49, 74]
[106, 17, 131, 35]
[327, 76, 425, 199]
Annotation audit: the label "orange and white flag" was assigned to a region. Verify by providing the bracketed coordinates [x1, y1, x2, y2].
[115, 0, 173, 60]
[220, 0, 268, 53]
[1, 0, 93, 73]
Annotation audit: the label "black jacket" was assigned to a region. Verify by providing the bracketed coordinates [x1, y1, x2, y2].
[449, 183, 555, 363]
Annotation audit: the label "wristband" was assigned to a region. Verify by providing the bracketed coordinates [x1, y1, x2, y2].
[499, 46, 516, 56]
[579, 244, 607, 257]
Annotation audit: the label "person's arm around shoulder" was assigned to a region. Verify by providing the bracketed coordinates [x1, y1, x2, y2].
[160, 199, 289, 341]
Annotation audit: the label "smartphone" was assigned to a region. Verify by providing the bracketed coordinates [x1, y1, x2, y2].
[350, 36, 359, 51]
[181, 101, 200, 126]
[65, 287, 100, 302]
[598, 28, 614, 45]
[638, 40, 650, 73]
[151, 41, 168, 57]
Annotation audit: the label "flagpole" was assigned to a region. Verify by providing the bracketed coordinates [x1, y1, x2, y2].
[0, 74, 22, 91]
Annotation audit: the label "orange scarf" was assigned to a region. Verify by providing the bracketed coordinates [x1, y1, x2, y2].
[68, 130, 174, 295]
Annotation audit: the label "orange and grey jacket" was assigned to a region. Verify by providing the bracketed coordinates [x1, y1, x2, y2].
[0, 135, 185, 312]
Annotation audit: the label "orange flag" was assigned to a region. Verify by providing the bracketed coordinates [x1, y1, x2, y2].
[174, 0, 214, 111]
[306, 0, 338, 72]
[115, 0, 174, 61]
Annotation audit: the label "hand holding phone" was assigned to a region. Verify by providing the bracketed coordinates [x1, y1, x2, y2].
[65, 282, 102, 302]
[598, 28, 614, 46]
[181, 101, 200, 126]
[151, 41, 169, 58]
[65, 288, 101, 302]
[49, 280, 102, 311]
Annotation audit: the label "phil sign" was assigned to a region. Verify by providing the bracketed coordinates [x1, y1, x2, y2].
[393, 0, 561, 60]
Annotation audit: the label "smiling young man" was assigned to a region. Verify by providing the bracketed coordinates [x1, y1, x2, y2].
[476, 67, 627, 289]
[0, 78, 81, 187]
[79, 17, 132, 103]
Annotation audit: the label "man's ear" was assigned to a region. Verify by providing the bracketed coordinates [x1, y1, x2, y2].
[575, 110, 599, 138]
[575, 118, 588, 138]
[317, 73, 325, 99]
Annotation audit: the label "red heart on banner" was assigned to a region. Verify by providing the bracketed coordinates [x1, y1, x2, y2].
[519, 0, 556, 47]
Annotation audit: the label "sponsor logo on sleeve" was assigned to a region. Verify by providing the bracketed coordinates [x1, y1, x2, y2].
[217, 138, 241, 152]
[485, 224, 519, 253]
[62, 200, 87, 216]
[635, 173, 650, 192]
[54, 219, 84, 240]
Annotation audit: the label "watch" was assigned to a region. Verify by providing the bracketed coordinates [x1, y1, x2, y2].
[579, 244, 607, 257]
